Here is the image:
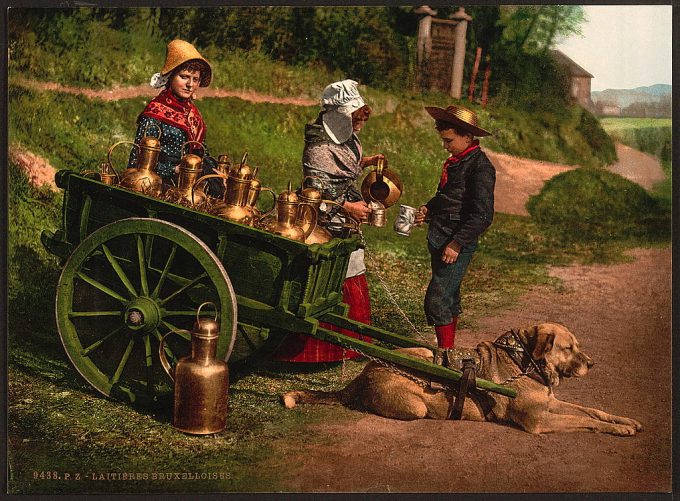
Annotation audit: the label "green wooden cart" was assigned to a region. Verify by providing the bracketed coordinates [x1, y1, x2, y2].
[41, 170, 516, 406]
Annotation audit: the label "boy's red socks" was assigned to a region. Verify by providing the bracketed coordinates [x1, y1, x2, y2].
[434, 317, 458, 349]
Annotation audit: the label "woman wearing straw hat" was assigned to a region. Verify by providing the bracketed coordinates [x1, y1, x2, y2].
[273, 79, 384, 363]
[128, 39, 221, 195]
[414, 104, 495, 367]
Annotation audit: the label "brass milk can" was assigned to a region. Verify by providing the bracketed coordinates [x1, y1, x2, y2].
[267, 181, 318, 242]
[298, 177, 359, 243]
[119, 123, 164, 197]
[198, 152, 257, 225]
[164, 141, 209, 207]
[159, 303, 229, 435]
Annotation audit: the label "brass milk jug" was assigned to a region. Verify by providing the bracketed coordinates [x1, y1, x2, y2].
[298, 181, 333, 244]
[267, 181, 318, 242]
[119, 123, 164, 197]
[164, 141, 208, 207]
[159, 303, 229, 435]
[202, 152, 256, 225]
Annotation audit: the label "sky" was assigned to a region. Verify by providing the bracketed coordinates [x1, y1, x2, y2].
[555, 5, 673, 92]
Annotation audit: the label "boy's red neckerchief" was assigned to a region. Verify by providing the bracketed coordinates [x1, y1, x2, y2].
[139, 87, 206, 143]
[438, 140, 480, 189]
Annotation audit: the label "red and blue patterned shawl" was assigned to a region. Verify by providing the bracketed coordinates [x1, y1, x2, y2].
[138, 87, 206, 144]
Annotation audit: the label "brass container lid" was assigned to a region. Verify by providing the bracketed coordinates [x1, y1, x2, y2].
[278, 181, 298, 203]
[180, 153, 203, 171]
[140, 135, 162, 151]
[299, 186, 322, 203]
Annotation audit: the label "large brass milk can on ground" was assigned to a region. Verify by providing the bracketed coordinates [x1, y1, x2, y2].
[267, 181, 318, 242]
[163, 141, 210, 207]
[119, 123, 164, 197]
[159, 303, 229, 435]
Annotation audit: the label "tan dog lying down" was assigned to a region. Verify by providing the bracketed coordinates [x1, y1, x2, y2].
[282, 323, 642, 436]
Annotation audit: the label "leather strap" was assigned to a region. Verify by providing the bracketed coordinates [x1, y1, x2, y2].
[450, 358, 476, 420]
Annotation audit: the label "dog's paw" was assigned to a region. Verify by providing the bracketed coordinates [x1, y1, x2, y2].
[281, 394, 297, 409]
[610, 424, 638, 436]
[630, 419, 643, 432]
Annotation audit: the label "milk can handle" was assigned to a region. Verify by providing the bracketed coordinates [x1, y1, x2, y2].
[197, 301, 218, 325]
[158, 329, 191, 382]
[254, 187, 277, 221]
[107, 141, 139, 174]
[239, 151, 249, 167]
[191, 174, 225, 206]
[297, 203, 318, 240]
[143, 122, 163, 140]
[375, 157, 385, 182]
[181, 140, 206, 157]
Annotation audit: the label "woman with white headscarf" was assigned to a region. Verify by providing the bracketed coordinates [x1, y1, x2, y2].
[273, 79, 384, 363]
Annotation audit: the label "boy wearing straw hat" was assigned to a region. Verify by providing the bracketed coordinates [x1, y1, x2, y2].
[128, 39, 221, 195]
[414, 104, 495, 367]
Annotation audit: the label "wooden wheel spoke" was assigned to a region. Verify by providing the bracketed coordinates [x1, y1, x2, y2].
[143, 334, 154, 392]
[109, 336, 136, 385]
[160, 320, 192, 341]
[69, 310, 121, 318]
[162, 310, 199, 317]
[151, 243, 177, 299]
[75, 271, 128, 303]
[136, 235, 149, 296]
[101, 243, 138, 298]
[81, 325, 126, 356]
[158, 272, 208, 306]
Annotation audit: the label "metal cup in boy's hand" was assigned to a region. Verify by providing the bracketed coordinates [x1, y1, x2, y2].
[394, 204, 417, 236]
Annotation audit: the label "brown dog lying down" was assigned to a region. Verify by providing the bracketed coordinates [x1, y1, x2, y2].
[282, 323, 643, 436]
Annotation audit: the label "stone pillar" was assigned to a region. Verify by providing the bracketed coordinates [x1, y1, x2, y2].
[449, 7, 472, 99]
[415, 5, 437, 89]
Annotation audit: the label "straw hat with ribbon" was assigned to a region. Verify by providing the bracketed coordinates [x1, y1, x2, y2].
[320, 79, 367, 144]
[424, 104, 492, 137]
[150, 39, 212, 89]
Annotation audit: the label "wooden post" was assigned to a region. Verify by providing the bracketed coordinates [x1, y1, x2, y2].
[468, 46, 482, 102]
[449, 7, 472, 99]
[481, 56, 491, 107]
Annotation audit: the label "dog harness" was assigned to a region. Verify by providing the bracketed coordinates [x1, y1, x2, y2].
[493, 329, 552, 388]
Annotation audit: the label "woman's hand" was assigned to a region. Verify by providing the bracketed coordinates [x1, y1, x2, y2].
[441, 240, 461, 264]
[343, 200, 372, 221]
[361, 154, 386, 169]
[414, 205, 428, 226]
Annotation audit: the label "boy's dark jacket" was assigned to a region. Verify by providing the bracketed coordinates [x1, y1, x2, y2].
[425, 148, 496, 249]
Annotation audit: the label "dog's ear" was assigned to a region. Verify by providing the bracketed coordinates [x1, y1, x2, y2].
[531, 330, 555, 360]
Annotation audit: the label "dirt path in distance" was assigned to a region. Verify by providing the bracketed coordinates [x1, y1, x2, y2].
[274, 247, 672, 493]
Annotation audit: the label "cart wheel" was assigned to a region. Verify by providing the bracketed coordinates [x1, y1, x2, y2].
[56, 217, 237, 406]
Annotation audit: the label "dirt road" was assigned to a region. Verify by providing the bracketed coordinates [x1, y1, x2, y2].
[276, 247, 672, 493]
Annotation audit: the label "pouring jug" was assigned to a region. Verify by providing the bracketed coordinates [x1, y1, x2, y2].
[159, 302, 229, 435]
[360, 157, 403, 208]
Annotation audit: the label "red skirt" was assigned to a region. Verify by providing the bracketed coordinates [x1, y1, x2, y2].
[271, 274, 372, 362]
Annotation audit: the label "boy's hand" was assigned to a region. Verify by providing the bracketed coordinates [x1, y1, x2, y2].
[414, 206, 428, 225]
[343, 200, 372, 221]
[441, 240, 461, 264]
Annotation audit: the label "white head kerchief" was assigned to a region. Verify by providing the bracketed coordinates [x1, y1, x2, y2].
[320, 79, 365, 144]
[150, 72, 169, 89]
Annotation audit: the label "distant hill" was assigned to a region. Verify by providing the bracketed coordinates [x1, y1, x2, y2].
[592, 84, 671, 108]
